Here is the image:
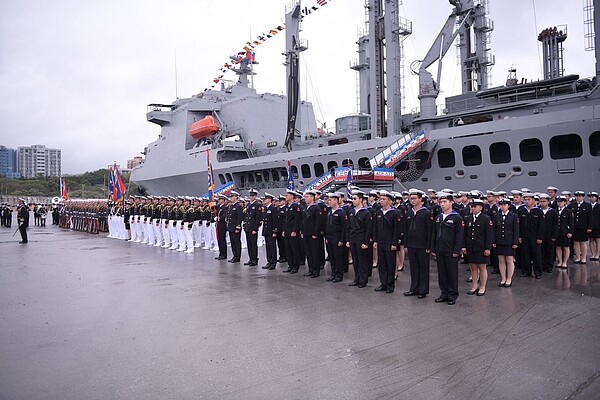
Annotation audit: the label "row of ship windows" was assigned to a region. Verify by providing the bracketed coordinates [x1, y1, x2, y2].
[217, 132, 600, 185]
[437, 132, 600, 168]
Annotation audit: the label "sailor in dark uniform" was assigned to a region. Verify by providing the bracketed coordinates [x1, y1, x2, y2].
[589, 192, 600, 261]
[275, 195, 287, 263]
[487, 191, 500, 274]
[431, 192, 464, 304]
[346, 190, 373, 288]
[555, 196, 574, 268]
[301, 190, 323, 278]
[463, 199, 493, 295]
[325, 192, 347, 282]
[215, 195, 228, 260]
[283, 189, 302, 273]
[226, 191, 243, 263]
[17, 199, 29, 244]
[570, 190, 593, 264]
[373, 190, 402, 294]
[517, 192, 545, 278]
[315, 190, 328, 269]
[492, 198, 519, 287]
[261, 193, 278, 270]
[547, 186, 559, 209]
[539, 194, 558, 273]
[243, 189, 262, 266]
[403, 189, 433, 299]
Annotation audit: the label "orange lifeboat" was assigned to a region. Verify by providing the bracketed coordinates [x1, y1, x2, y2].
[190, 115, 219, 140]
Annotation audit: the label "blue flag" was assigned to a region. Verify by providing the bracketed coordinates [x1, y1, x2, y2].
[346, 167, 353, 198]
[287, 160, 295, 191]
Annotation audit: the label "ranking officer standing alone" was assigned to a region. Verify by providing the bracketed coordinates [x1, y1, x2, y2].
[17, 199, 29, 244]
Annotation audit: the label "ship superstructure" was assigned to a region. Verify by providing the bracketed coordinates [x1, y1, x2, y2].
[131, 0, 600, 196]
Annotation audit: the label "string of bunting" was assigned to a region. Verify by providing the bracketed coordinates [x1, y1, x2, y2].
[202, 0, 333, 92]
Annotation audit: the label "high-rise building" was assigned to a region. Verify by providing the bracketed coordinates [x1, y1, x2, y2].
[127, 156, 144, 170]
[0, 145, 19, 178]
[17, 145, 61, 178]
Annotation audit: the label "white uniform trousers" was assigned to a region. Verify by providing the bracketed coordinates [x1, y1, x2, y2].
[193, 221, 202, 247]
[162, 220, 171, 248]
[145, 220, 155, 245]
[184, 223, 195, 253]
[177, 221, 187, 251]
[169, 221, 179, 250]
[153, 220, 163, 246]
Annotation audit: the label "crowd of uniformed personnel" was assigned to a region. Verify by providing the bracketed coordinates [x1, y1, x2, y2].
[58, 200, 109, 234]
[54, 185, 600, 305]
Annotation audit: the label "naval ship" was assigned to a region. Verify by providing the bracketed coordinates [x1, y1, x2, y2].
[131, 0, 600, 196]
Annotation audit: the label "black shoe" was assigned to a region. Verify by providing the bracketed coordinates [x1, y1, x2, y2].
[303, 272, 313, 277]
[215, 256, 227, 260]
[290, 269, 299, 274]
[349, 282, 359, 286]
[278, 258, 287, 263]
[228, 258, 240, 263]
[248, 262, 258, 267]
[467, 289, 478, 295]
[332, 277, 342, 283]
[262, 265, 270, 269]
[435, 296, 448, 303]
[385, 288, 394, 294]
[535, 275, 542, 279]
[19, 241, 27, 244]
[519, 273, 530, 278]
[404, 291, 417, 296]
[244, 261, 252, 265]
[374, 285, 387, 292]
[283, 267, 292, 273]
[417, 294, 427, 299]
[326, 276, 335, 281]
[447, 300, 456, 305]
[311, 274, 320, 278]
[504, 282, 512, 288]
[499, 282, 506, 287]
[476, 290, 486, 296]
[358, 283, 367, 288]
[268, 265, 276, 270]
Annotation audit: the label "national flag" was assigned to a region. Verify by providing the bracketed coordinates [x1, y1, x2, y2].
[60, 176, 69, 201]
[317, 0, 328, 6]
[346, 167, 353, 198]
[207, 149, 215, 204]
[110, 163, 126, 201]
[287, 160, 295, 191]
[108, 166, 115, 200]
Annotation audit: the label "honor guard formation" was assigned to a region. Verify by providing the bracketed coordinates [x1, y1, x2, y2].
[48, 186, 599, 305]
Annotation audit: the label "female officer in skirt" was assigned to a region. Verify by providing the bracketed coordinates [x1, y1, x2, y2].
[462, 199, 493, 296]
[492, 198, 519, 287]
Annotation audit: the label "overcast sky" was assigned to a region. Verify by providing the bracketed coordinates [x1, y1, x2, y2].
[0, 0, 595, 174]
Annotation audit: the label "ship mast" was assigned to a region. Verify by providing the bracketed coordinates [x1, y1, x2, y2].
[284, 1, 307, 152]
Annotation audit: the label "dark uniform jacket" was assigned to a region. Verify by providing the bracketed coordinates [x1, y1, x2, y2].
[541, 208, 558, 241]
[492, 212, 519, 246]
[227, 202, 243, 232]
[262, 204, 277, 236]
[404, 206, 433, 249]
[569, 201, 593, 230]
[517, 206, 545, 240]
[17, 205, 29, 227]
[244, 201, 263, 232]
[372, 207, 402, 247]
[556, 207, 575, 236]
[463, 213, 494, 252]
[302, 203, 322, 238]
[346, 207, 372, 245]
[283, 202, 302, 235]
[325, 208, 347, 244]
[591, 202, 600, 230]
[431, 211, 464, 255]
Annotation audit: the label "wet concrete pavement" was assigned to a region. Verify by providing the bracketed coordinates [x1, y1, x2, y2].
[1, 224, 600, 399]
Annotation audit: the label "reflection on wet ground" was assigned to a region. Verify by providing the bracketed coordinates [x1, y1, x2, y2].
[1, 225, 599, 399]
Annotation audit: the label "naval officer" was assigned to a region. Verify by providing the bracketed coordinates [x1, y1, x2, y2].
[17, 199, 29, 244]
[261, 193, 278, 270]
[226, 191, 243, 263]
[243, 189, 262, 266]
[431, 192, 464, 305]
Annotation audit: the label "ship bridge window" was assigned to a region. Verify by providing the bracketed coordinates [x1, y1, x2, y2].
[226, 173, 232, 182]
[314, 162, 324, 177]
[358, 157, 371, 169]
[301, 164, 311, 178]
[550, 134, 583, 159]
[291, 165, 298, 179]
[271, 169, 280, 181]
[519, 138, 543, 162]
[590, 131, 600, 156]
[218, 174, 226, 185]
[341, 159, 354, 167]
[489, 142, 511, 164]
[327, 161, 338, 171]
[462, 145, 482, 166]
[437, 148, 455, 168]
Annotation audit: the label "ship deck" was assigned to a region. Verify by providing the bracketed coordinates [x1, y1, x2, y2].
[1, 223, 600, 400]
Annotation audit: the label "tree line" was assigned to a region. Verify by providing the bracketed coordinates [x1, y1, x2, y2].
[0, 169, 140, 198]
